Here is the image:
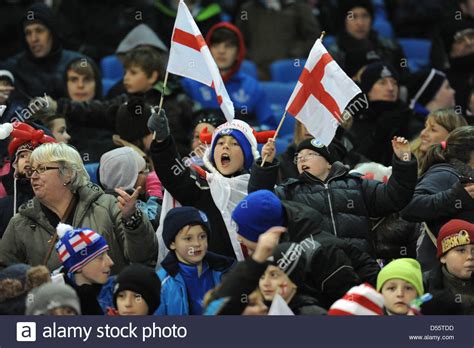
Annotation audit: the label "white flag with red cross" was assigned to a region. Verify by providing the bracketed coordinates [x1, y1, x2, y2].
[167, 0, 234, 122]
[285, 39, 361, 145]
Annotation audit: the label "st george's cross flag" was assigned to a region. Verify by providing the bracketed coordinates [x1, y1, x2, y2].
[166, 0, 234, 122]
[286, 39, 361, 145]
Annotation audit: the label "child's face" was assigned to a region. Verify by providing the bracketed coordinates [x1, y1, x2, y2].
[170, 225, 208, 265]
[77, 252, 114, 285]
[440, 244, 474, 280]
[213, 135, 245, 176]
[210, 41, 238, 72]
[124, 65, 158, 94]
[192, 123, 215, 152]
[296, 148, 331, 180]
[16, 151, 31, 176]
[0, 80, 13, 104]
[51, 118, 71, 144]
[381, 279, 418, 315]
[67, 69, 96, 102]
[259, 265, 296, 302]
[116, 290, 149, 315]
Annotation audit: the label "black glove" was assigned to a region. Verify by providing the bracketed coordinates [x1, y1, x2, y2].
[147, 108, 170, 141]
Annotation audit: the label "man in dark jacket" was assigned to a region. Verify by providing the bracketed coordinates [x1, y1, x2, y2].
[1, 3, 83, 103]
[232, 190, 380, 308]
[252, 135, 417, 255]
[327, 0, 406, 79]
[349, 62, 422, 166]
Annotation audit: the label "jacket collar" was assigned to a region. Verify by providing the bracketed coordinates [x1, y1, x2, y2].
[17, 182, 104, 231]
[161, 251, 235, 277]
[300, 161, 348, 184]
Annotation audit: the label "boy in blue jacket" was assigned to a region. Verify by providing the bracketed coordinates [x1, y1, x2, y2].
[156, 206, 235, 315]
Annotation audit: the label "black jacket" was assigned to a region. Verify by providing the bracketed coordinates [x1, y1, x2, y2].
[58, 85, 194, 159]
[401, 163, 474, 271]
[150, 136, 236, 258]
[422, 264, 472, 315]
[1, 2, 84, 104]
[280, 200, 380, 308]
[327, 30, 406, 78]
[348, 101, 422, 166]
[250, 156, 418, 254]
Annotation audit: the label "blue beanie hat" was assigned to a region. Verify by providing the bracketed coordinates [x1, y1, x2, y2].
[162, 206, 211, 249]
[55, 224, 109, 273]
[232, 190, 285, 242]
[211, 129, 253, 170]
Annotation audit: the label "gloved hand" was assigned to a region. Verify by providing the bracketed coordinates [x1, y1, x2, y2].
[147, 107, 170, 141]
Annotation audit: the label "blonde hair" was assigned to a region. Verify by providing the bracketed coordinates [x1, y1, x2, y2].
[412, 109, 468, 174]
[30, 143, 90, 191]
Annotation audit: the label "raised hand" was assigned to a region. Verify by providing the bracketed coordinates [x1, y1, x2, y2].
[147, 108, 170, 142]
[261, 138, 276, 163]
[115, 186, 141, 220]
[391, 136, 411, 162]
[252, 226, 287, 263]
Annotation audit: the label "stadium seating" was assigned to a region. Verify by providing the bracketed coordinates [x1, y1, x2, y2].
[270, 59, 306, 83]
[398, 38, 432, 72]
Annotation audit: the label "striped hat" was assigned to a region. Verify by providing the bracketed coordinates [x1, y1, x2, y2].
[328, 283, 384, 316]
[55, 223, 109, 273]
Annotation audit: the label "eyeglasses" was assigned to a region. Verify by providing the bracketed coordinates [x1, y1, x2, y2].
[24, 165, 61, 178]
[293, 152, 321, 164]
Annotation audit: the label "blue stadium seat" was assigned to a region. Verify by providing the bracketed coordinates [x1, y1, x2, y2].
[322, 35, 336, 48]
[373, 17, 394, 38]
[270, 59, 306, 83]
[102, 78, 119, 96]
[100, 55, 124, 80]
[240, 60, 258, 79]
[260, 82, 296, 137]
[398, 38, 432, 72]
[84, 162, 100, 185]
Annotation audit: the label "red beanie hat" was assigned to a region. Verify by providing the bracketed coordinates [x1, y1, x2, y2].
[437, 219, 474, 258]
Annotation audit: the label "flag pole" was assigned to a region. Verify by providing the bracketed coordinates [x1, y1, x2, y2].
[260, 31, 326, 166]
[153, 70, 170, 140]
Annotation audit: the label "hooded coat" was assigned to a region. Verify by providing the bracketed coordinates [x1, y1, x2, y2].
[249, 155, 418, 254]
[401, 162, 474, 271]
[1, 3, 84, 103]
[0, 183, 158, 274]
[180, 22, 273, 128]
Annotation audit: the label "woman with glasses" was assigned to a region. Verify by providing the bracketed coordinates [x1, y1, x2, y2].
[248, 136, 418, 255]
[0, 142, 157, 274]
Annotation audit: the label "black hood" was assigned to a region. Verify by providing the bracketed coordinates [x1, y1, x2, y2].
[63, 56, 103, 99]
[21, 3, 62, 61]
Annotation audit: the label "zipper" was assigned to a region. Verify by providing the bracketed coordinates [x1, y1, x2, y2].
[304, 169, 347, 238]
[324, 183, 338, 237]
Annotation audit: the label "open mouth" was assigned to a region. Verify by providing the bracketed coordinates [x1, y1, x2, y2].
[221, 153, 231, 167]
[301, 165, 310, 171]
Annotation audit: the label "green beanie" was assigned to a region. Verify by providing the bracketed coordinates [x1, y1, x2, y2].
[376, 258, 424, 296]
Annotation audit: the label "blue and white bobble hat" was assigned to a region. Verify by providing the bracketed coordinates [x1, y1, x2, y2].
[55, 223, 109, 273]
[203, 119, 260, 174]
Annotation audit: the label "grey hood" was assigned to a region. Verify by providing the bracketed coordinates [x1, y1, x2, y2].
[116, 24, 168, 54]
